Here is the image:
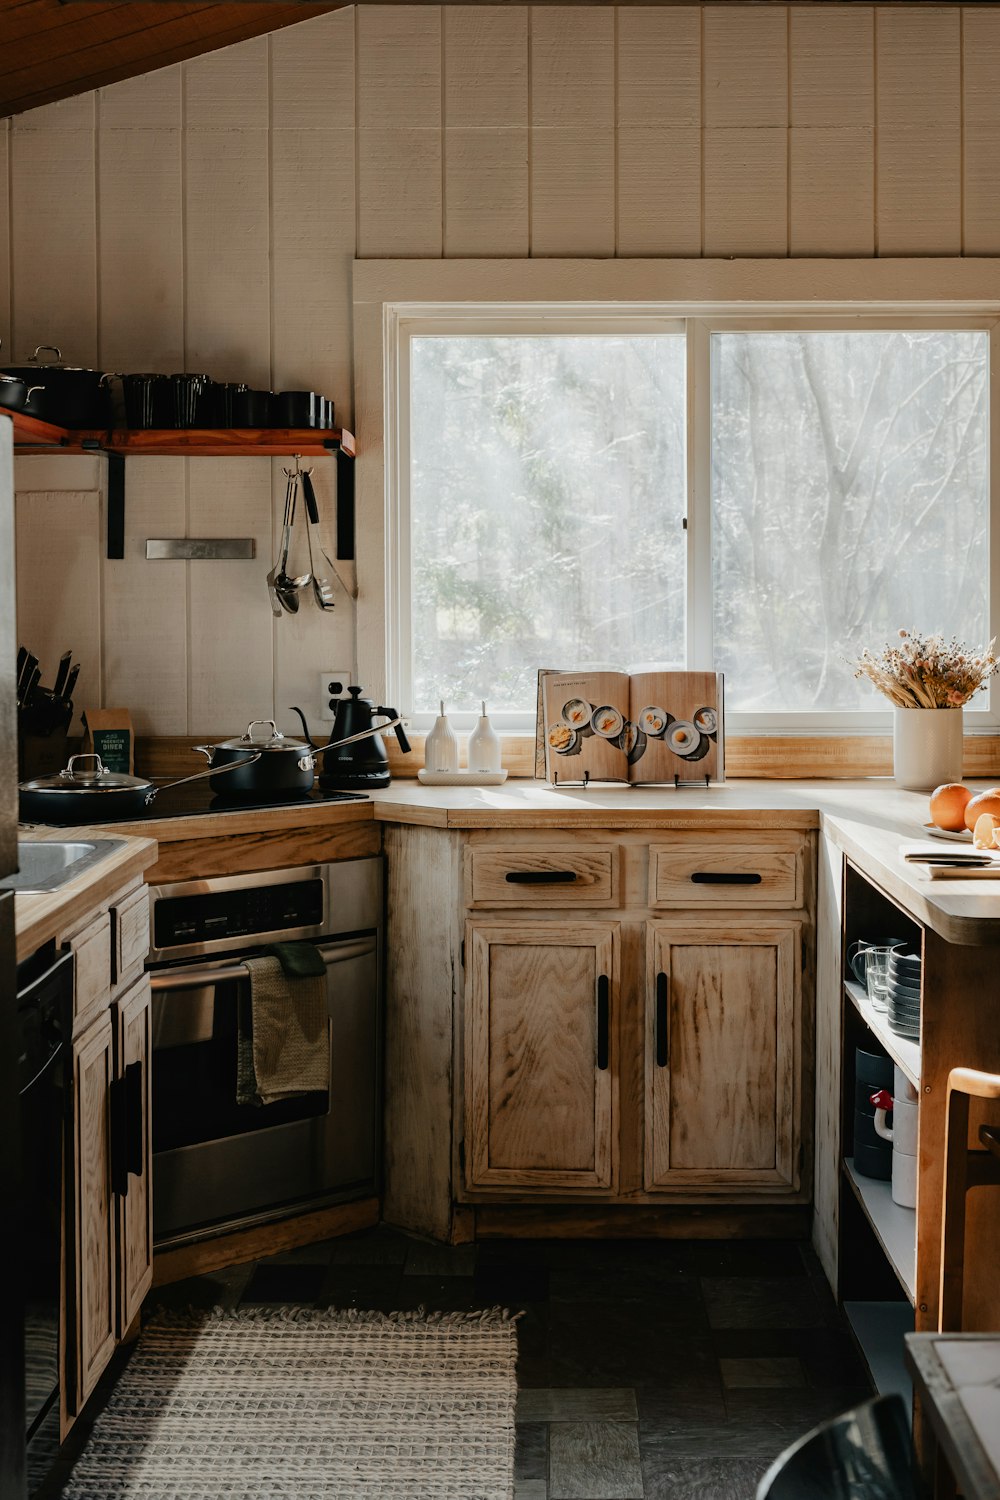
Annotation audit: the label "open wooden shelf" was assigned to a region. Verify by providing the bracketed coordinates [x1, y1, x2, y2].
[845, 979, 921, 1090]
[9, 408, 356, 560]
[9, 409, 355, 459]
[844, 1300, 914, 1414]
[843, 1157, 917, 1304]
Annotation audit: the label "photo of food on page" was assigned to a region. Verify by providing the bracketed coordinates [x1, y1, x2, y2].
[542, 671, 630, 783]
[627, 670, 722, 783]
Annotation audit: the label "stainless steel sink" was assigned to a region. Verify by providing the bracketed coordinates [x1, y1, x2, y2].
[0, 839, 125, 894]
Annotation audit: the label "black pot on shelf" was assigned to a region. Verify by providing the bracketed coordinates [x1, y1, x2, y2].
[231, 388, 274, 427]
[0, 374, 45, 414]
[121, 373, 170, 430]
[275, 390, 320, 428]
[169, 373, 208, 428]
[2, 346, 112, 427]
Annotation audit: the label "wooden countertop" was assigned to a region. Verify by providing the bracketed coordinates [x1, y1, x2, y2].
[25, 778, 1000, 947]
[13, 826, 158, 963]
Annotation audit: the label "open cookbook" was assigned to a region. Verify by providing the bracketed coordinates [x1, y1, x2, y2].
[537, 669, 724, 785]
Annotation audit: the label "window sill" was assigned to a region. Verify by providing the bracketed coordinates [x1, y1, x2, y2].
[386, 733, 1000, 781]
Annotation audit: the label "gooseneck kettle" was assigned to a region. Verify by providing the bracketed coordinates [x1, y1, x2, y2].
[295, 686, 411, 790]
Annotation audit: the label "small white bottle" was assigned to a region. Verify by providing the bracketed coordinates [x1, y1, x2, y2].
[424, 700, 459, 773]
[467, 700, 502, 774]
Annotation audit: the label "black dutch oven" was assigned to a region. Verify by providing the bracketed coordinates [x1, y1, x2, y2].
[2, 346, 112, 428]
[193, 714, 408, 797]
[19, 751, 261, 825]
[193, 720, 318, 797]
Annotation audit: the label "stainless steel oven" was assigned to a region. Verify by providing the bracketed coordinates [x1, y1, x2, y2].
[147, 857, 383, 1249]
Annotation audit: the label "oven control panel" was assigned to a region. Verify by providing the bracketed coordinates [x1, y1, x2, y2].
[154, 879, 324, 949]
[146, 858, 383, 964]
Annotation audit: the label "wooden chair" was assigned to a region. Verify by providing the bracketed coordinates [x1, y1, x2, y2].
[756, 1393, 917, 1499]
[939, 1066, 1000, 1332]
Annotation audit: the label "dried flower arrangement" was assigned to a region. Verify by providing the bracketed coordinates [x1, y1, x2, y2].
[853, 629, 1000, 709]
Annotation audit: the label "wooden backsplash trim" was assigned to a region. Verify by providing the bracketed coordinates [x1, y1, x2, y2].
[135, 733, 1000, 782]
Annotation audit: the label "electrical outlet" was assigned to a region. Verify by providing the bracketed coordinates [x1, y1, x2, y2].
[318, 669, 352, 722]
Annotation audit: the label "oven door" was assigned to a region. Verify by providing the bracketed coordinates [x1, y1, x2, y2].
[150, 936, 379, 1246]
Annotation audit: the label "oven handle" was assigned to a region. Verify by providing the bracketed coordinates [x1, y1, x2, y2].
[147, 937, 377, 991]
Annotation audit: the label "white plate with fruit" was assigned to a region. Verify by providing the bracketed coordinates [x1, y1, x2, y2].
[927, 783, 1000, 847]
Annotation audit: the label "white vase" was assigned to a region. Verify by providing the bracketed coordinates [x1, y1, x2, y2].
[892, 706, 964, 790]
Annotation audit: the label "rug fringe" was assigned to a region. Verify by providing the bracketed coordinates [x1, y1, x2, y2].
[148, 1304, 524, 1330]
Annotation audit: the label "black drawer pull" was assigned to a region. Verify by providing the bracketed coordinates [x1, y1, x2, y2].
[505, 870, 579, 885]
[690, 871, 762, 886]
[125, 1059, 144, 1178]
[596, 975, 610, 1071]
[110, 1075, 129, 1198]
[655, 971, 669, 1067]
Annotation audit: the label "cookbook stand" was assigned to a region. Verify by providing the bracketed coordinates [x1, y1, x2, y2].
[550, 770, 713, 789]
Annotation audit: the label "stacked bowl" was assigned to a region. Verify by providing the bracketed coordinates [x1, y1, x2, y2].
[887, 948, 921, 1039]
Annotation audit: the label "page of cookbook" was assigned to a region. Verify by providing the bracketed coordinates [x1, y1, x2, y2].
[543, 671, 630, 783]
[626, 670, 723, 783]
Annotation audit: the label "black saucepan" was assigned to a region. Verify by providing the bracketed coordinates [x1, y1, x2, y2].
[193, 715, 406, 797]
[0, 374, 45, 414]
[19, 751, 260, 825]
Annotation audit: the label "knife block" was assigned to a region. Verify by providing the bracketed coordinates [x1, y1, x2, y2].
[18, 730, 79, 783]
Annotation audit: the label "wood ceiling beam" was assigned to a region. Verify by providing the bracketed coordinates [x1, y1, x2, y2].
[0, 2, 342, 118]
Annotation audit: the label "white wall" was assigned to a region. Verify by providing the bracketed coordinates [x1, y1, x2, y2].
[3, 4, 999, 734]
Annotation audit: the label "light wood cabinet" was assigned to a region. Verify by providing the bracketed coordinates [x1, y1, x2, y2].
[113, 975, 153, 1334]
[69, 1010, 117, 1410]
[644, 919, 801, 1193]
[465, 920, 619, 1191]
[62, 880, 152, 1429]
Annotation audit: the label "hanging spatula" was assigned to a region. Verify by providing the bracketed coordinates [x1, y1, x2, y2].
[301, 469, 336, 610]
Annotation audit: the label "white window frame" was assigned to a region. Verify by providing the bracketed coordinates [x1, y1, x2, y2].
[353, 260, 1000, 737]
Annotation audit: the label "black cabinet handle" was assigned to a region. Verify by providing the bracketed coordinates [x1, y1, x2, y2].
[125, 1059, 144, 1179]
[110, 1076, 129, 1198]
[596, 975, 610, 1071]
[505, 870, 579, 885]
[690, 871, 762, 886]
[655, 971, 669, 1067]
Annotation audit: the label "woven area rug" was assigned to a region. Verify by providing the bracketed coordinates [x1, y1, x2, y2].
[62, 1307, 519, 1500]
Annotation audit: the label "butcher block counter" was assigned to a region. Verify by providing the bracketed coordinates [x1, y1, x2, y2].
[13, 826, 157, 962]
[95, 777, 1000, 944]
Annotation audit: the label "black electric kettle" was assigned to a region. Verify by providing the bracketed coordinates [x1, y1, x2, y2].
[296, 686, 411, 790]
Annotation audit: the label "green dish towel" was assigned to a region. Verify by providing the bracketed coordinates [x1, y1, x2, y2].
[236, 943, 329, 1107]
[265, 940, 328, 979]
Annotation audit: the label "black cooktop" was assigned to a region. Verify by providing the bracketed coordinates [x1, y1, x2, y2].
[30, 782, 368, 826]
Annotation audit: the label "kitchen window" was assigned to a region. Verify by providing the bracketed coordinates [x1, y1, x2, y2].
[389, 312, 994, 734]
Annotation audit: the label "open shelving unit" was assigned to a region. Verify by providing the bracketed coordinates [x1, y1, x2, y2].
[9, 408, 357, 559]
[839, 862, 922, 1418]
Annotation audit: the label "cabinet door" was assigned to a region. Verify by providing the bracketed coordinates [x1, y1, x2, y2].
[114, 976, 153, 1334]
[465, 921, 618, 1192]
[645, 920, 800, 1192]
[69, 1011, 116, 1411]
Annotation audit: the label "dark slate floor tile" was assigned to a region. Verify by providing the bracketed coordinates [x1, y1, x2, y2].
[389, 1275, 492, 1314]
[641, 1455, 771, 1500]
[515, 1422, 548, 1481]
[149, 1261, 255, 1313]
[702, 1276, 835, 1331]
[321, 1225, 410, 1266]
[515, 1305, 554, 1388]
[711, 1326, 868, 1389]
[682, 1240, 809, 1279]
[640, 1409, 786, 1460]
[240, 1262, 327, 1304]
[476, 1258, 551, 1305]
[403, 1240, 476, 1277]
[720, 1356, 805, 1390]
[548, 1263, 689, 1303]
[549, 1420, 644, 1499]
[316, 1265, 407, 1313]
[723, 1386, 872, 1430]
[547, 1299, 711, 1388]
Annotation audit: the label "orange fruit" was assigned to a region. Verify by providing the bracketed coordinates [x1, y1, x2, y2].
[929, 782, 973, 832]
[965, 788, 1000, 831]
[973, 813, 1000, 849]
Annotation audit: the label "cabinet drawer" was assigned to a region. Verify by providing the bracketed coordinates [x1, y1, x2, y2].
[648, 835, 803, 909]
[466, 845, 618, 908]
[112, 885, 149, 992]
[70, 912, 113, 1032]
